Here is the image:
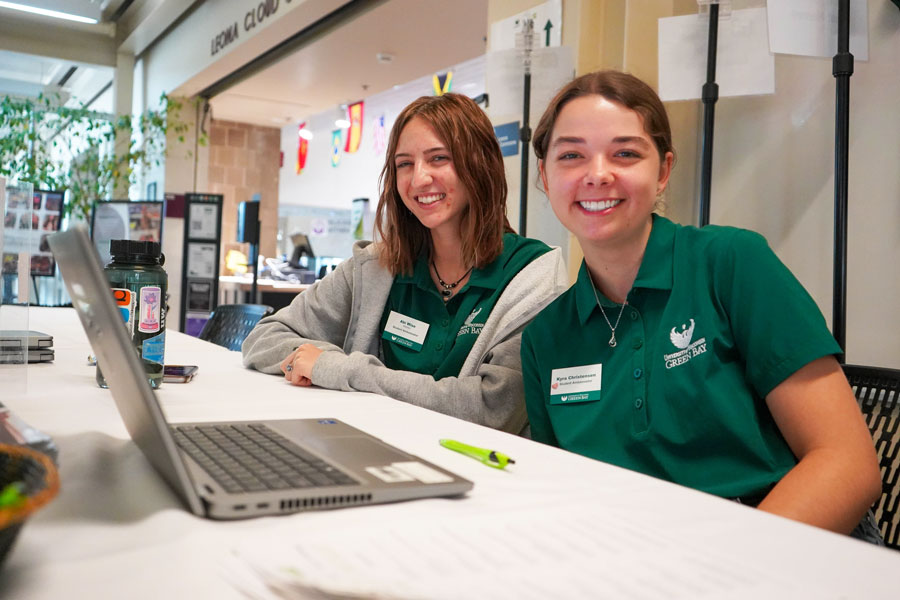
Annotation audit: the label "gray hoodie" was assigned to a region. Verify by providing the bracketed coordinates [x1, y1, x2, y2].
[242, 240, 568, 434]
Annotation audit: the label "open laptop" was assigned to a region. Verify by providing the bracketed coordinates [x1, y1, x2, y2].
[49, 226, 472, 520]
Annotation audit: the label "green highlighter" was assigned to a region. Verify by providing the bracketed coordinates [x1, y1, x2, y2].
[439, 439, 516, 470]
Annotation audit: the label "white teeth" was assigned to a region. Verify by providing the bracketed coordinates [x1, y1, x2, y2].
[580, 199, 622, 212]
[417, 194, 445, 205]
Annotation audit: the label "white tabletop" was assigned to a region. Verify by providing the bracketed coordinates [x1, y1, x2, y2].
[2, 307, 899, 599]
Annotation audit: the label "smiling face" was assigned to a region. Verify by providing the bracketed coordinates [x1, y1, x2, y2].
[539, 95, 673, 252]
[394, 117, 470, 240]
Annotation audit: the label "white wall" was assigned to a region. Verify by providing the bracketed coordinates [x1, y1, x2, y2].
[693, 0, 900, 367]
[277, 55, 486, 211]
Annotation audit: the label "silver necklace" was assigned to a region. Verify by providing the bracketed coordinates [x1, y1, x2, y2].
[431, 260, 473, 302]
[588, 273, 628, 348]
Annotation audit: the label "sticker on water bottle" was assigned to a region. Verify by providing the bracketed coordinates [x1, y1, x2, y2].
[111, 288, 134, 334]
[142, 331, 165, 365]
[138, 286, 162, 333]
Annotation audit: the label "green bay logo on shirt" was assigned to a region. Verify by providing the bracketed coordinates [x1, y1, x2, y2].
[663, 318, 707, 369]
[456, 307, 484, 337]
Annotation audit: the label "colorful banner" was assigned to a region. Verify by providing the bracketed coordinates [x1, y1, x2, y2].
[433, 71, 453, 96]
[296, 122, 309, 174]
[331, 129, 343, 167]
[373, 114, 387, 154]
[344, 101, 364, 153]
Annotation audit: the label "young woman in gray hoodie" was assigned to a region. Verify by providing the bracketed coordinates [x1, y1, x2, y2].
[242, 93, 567, 435]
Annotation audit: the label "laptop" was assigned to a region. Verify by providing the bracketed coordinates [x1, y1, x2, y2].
[48, 226, 473, 520]
[0, 330, 54, 364]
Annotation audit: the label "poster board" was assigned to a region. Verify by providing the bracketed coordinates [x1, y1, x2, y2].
[180, 193, 223, 336]
[90, 200, 165, 266]
[2, 187, 63, 277]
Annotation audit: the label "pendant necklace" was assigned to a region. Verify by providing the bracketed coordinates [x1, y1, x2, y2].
[588, 272, 628, 348]
[431, 260, 473, 302]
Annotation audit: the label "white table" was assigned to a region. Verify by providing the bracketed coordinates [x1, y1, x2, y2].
[2, 307, 899, 599]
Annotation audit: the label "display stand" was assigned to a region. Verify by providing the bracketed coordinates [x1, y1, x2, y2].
[697, 0, 728, 227]
[831, 0, 853, 358]
[516, 18, 535, 236]
[179, 193, 223, 337]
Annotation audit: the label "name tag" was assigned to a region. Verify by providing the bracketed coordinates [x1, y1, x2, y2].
[549, 364, 602, 404]
[382, 311, 429, 351]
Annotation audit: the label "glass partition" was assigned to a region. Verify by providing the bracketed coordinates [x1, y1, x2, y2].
[1, 178, 33, 394]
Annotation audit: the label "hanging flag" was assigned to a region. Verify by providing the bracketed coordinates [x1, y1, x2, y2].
[296, 122, 309, 174]
[331, 129, 343, 167]
[373, 114, 387, 154]
[433, 71, 453, 96]
[344, 101, 364, 153]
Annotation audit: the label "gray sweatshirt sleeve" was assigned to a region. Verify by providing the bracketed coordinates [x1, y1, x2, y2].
[311, 332, 529, 434]
[241, 256, 355, 374]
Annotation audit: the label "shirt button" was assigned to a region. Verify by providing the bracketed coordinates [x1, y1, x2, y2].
[435, 342, 444, 351]
[633, 368, 642, 379]
[633, 339, 643, 349]
[630, 311, 638, 321]
[442, 319, 449, 327]
[634, 398, 643, 409]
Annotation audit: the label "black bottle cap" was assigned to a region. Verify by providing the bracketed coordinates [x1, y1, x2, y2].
[108, 239, 164, 264]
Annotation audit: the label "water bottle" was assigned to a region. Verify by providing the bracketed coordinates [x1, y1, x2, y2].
[96, 239, 167, 389]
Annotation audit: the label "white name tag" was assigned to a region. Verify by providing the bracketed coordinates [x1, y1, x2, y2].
[382, 310, 429, 351]
[549, 363, 602, 404]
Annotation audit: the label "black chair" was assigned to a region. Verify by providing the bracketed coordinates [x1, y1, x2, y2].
[198, 304, 274, 351]
[843, 364, 900, 550]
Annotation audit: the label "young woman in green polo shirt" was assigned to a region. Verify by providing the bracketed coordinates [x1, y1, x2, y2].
[243, 93, 567, 434]
[521, 70, 882, 540]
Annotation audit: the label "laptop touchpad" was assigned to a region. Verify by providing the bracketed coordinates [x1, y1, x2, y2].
[304, 437, 413, 467]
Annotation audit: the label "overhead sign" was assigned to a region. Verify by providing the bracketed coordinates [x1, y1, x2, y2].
[210, 0, 292, 56]
[493, 122, 520, 157]
[489, 0, 562, 52]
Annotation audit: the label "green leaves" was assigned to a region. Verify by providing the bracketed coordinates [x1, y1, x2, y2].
[0, 92, 201, 220]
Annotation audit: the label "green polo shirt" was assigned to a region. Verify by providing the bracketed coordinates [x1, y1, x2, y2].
[381, 232, 549, 380]
[521, 215, 841, 499]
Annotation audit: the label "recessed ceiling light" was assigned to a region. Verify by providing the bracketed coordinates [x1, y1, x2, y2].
[0, 1, 99, 23]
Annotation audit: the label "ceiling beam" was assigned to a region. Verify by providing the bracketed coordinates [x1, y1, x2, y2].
[0, 10, 116, 66]
[115, 0, 202, 57]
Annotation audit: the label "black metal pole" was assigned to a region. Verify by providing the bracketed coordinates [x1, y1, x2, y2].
[832, 0, 853, 359]
[519, 70, 532, 236]
[698, 2, 720, 227]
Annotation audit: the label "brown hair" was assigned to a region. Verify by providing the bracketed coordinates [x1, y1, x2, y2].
[375, 93, 512, 275]
[533, 70, 674, 164]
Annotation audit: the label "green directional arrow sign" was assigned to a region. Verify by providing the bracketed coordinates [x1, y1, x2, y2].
[544, 19, 553, 47]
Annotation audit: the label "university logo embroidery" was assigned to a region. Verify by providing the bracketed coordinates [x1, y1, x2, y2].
[457, 307, 485, 337]
[663, 317, 707, 369]
[669, 319, 695, 349]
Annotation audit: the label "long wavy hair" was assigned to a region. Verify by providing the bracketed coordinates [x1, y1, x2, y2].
[375, 93, 512, 275]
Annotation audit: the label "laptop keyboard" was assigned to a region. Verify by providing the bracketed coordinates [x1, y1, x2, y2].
[172, 423, 356, 493]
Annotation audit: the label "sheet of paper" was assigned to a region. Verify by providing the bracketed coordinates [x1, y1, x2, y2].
[658, 7, 775, 102]
[486, 45, 574, 120]
[223, 506, 829, 600]
[489, 0, 561, 52]
[767, 0, 868, 61]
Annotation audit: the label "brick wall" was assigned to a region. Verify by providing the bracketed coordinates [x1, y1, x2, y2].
[207, 119, 280, 271]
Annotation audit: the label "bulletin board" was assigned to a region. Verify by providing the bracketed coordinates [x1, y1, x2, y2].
[179, 193, 223, 336]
